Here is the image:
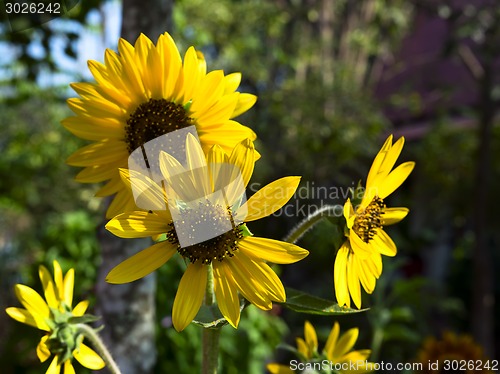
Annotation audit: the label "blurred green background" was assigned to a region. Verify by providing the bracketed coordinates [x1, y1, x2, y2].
[1, 0, 499, 372]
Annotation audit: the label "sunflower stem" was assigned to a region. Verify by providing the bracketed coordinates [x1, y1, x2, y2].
[76, 323, 122, 374]
[202, 264, 220, 374]
[283, 205, 339, 244]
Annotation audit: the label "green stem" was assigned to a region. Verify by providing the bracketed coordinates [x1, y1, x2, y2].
[283, 205, 339, 244]
[201, 264, 220, 374]
[76, 323, 122, 374]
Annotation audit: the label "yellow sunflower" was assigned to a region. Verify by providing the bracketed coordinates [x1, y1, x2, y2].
[335, 135, 415, 309]
[64, 32, 257, 218]
[267, 320, 373, 373]
[417, 331, 493, 373]
[105, 134, 309, 331]
[6, 260, 105, 374]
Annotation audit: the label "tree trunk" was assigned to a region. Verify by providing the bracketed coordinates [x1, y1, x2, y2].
[471, 63, 495, 358]
[95, 1, 173, 373]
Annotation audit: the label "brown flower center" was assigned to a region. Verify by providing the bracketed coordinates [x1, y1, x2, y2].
[166, 201, 243, 264]
[352, 196, 385, 243]
[125, 98, 194, 154]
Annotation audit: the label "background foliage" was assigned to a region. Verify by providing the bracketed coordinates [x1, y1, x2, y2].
[1, 0, 499, 372]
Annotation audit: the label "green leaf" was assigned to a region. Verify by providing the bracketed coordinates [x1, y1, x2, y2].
[281, 288, 369, 315]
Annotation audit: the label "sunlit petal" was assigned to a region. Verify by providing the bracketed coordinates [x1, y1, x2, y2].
[241, 177, 300, 221]
[172, 262, 207, 332]
[213, 263, 241, 328]
[74, 343, 105, 370]
[106, 241, 177, 284]
[238, 237, 308, 264]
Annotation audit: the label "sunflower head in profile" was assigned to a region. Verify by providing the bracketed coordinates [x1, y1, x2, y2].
[64, 32, 257, 218]
[105, 134, 309, 331]
[417, 331, 493, 373]
[267, 320, 373, 374]
[335, 135, 415, 309]
[6, 260, 105, 374]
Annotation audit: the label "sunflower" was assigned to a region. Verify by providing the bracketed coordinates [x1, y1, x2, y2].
[105, 134, 309, 331]
[334, 135, 415, 309]
[64, 32, 258, 218]
[6, 260, 105, 374]
[417, 331, 493, 373]
[267, 320, 373, 373]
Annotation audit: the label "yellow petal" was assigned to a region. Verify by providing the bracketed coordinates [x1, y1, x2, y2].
[372, 229, 397, 257]
[46, 355, 61, 374]
[349, 231, 372, 259]
[225, 254, 272, 310]
[231, 253, 285, 304]
[61, 116, 124, 141]
[72, 300, 89, 317]
[222, 72, 241, 94]
[75, 164, 117, 184]
[198, 120, 257, 153]
[105, 211, 167, 238]
[6, 307, 46, 330]
[383, 207, 409, 225]
[119, 168, 169, 211]
[196, 92, 238, 125]
[63, 269, 74, 308]
[365, 252, 383, 278]
[228, 138, 255, 188]
[185, 134, 211, 196]
[266, 363, 295, 374]
[14, 285, 50, 328]
[347, 253, 362, 309]
[376, 161, 415, 199]
[106, 241, 177, 284]
[66, 140, 128, 167]
[365, 135, 393, 188]
[342, 349, 372, 363]
[190, 70, 225, 114]
[296, 337, 309, 358]
[304, 321, 318, 355]
[378, 136, 405, 178]
[238, 237, 309, 264]
[207, 144, 229, 191]
[231, 93, 257, 118]
[157, 33, 182, 99]
[36, 335, 51, 362]
[334, 244, 350, 308]
[63, 360, 76, 374]
[181, 46, 203, 101]
[354, 255, 376, 294]
[242, 177, 301, 222]
[343, 199, 356, 229]
[213, 263, 241, 328]
[324, 321, 340, 359]
[74, 343, 105, 370]
[172, 262, 207, 332]
[105, 187, 137, 219]
[53, 261, 64, 301]
[38, 265, 58, 309]
[331, 328, 359, 359]
[95, 176, 123, 197]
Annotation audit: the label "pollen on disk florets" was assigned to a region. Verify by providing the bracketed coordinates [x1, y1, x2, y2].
[353, 196, 385, 243]
[125, 98, 194, 154]
[166, 201, 243, 264]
